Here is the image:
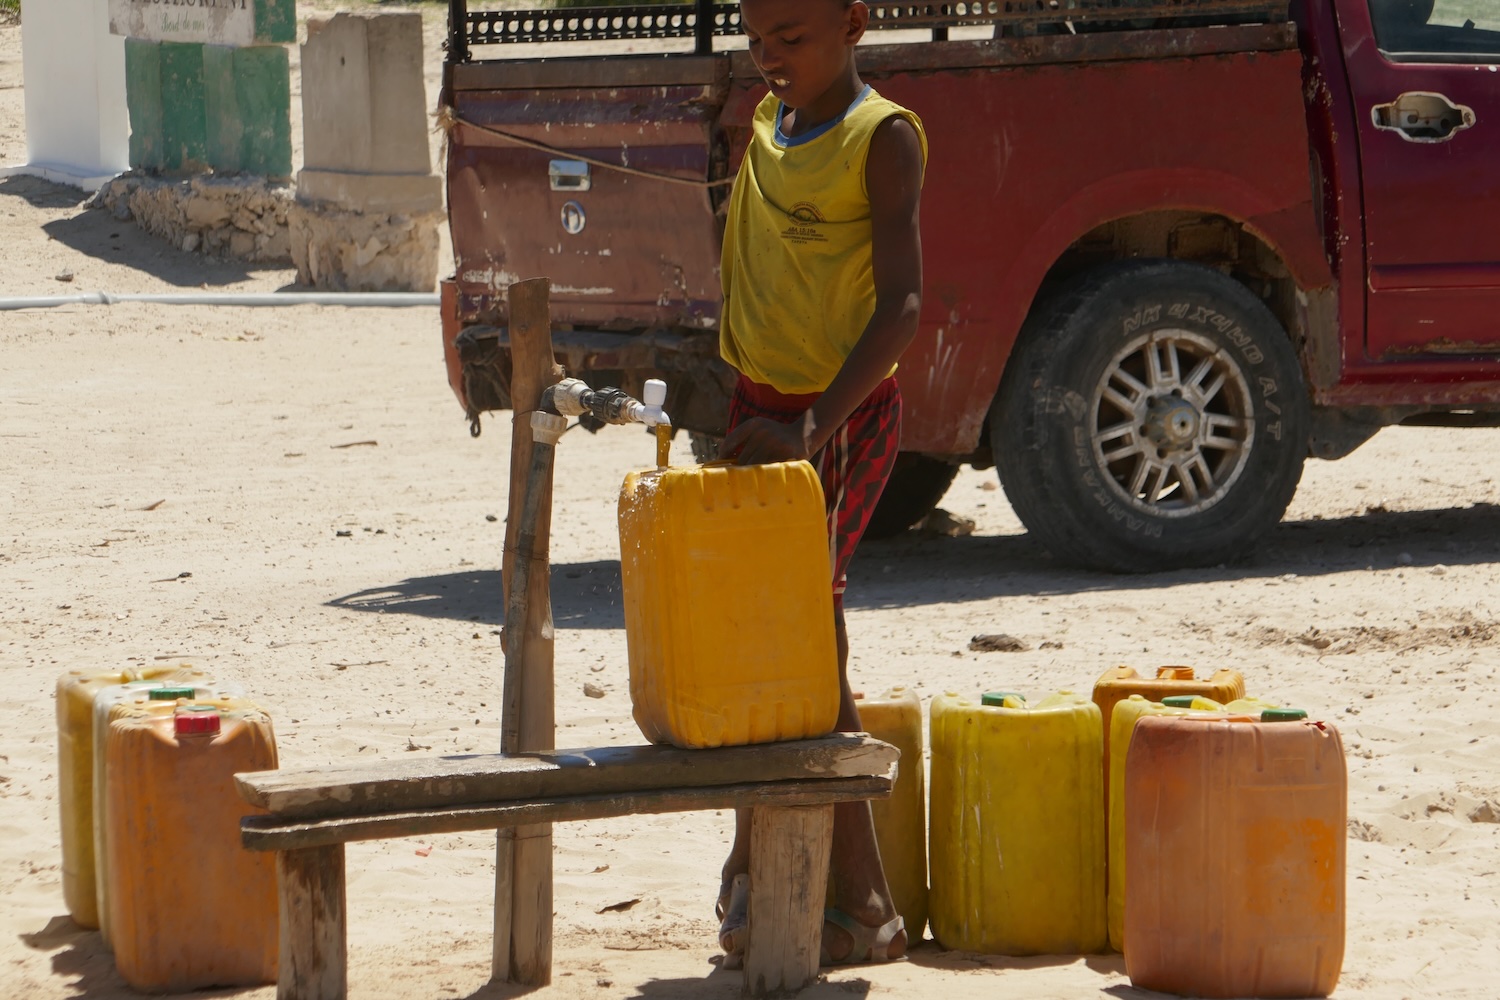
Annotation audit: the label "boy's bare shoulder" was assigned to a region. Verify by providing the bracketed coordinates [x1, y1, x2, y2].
[866, 115, 924, 204]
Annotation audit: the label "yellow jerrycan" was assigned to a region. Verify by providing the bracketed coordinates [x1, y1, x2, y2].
[929, 691, 1107, 955]
[852, 687, 928, 940]
[618, 459, 840, 748]
[93, 684, 250, 948]
[106, 704, 278, 992]
[54, 666, 209, 927]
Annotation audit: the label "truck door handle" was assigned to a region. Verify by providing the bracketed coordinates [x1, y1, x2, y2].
[1371, 91, 1475, 143]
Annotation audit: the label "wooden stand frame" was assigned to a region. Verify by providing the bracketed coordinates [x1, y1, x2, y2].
[494, 277, 563, 985]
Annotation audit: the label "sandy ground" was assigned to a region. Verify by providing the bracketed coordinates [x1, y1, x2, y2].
[5, 12, 1500, 1000]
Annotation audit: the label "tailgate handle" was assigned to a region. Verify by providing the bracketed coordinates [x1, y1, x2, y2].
[549, 159, 591, 192]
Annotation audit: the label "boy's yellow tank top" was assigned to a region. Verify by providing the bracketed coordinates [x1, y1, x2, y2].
[720, 87, 927, 394]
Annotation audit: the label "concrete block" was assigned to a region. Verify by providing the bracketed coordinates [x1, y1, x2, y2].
[202, 45, 245, 173]
[124, 38, 164, 170]
[108, 0, 297, 45]
[159, 42, 208, 171]
[364, 14, 431, 176]
[233, 45, 292, 178]
[297, 169, 443, 214]
[300, 13, 430, 176]
[10, 0, 130, 189]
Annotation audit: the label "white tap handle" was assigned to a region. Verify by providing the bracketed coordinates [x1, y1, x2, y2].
[641, 378, 670, 428]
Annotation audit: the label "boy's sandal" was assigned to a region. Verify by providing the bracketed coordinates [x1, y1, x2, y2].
[819, 908, 906, 966]
[717, 873, 750, 970]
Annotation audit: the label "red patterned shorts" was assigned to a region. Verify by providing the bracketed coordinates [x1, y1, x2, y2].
[726, 375, 902, 608]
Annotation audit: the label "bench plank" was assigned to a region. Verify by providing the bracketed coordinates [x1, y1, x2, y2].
[235, 735, 898, 819]
[241, 774, 893, 852]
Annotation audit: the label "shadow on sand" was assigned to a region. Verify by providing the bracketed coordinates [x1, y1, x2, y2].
[458, 961, 754, 999]
[18, 914, 259, 998]
[0, 175, 281, 288]
[328, 503, 1500, 629]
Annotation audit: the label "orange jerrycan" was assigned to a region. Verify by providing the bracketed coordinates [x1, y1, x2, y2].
[929, 691, 1107, 955]
[106, 705, 279, 992]
[54, 666, 204, 927]
[1093, 665, 1245, 786]
[93, 685, 251, 948]
[619, 460, 840, 748]
[853, 687, 928, 940]
[1124, 710, 1346, 998]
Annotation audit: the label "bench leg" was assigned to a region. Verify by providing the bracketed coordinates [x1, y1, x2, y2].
[493, 823, 554, 987]
[277, 844, 347, 1000]
[743, 803, 834, 997]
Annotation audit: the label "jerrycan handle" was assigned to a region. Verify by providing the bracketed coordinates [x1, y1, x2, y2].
[1156, 666, 1196, 680]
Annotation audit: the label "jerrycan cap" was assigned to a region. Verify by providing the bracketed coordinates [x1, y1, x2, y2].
[1261, 707, 1308, 722]
[1161, 695, 1197, 708]
[981, 691, 1025, 707]
[174, 707, 221, 736]
[148, 686, 197, 701]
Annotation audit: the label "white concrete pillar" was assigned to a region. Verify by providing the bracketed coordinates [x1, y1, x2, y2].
[2, 0, 130, 190]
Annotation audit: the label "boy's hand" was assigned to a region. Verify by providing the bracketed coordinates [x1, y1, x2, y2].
[718, 413, 815, 465]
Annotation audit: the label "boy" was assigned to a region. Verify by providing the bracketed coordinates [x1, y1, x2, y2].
[714, 0, 927, 967]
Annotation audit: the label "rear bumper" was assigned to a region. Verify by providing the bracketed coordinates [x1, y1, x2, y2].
[440, 281, 735, 435]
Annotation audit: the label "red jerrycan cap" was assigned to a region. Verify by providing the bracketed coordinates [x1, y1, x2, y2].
[174, 707, 222, 736]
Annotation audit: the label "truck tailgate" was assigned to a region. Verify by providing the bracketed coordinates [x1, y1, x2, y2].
[446, 57, 729, 330]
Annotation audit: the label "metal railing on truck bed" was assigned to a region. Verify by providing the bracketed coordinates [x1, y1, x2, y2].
[444, 0, 1290, 61]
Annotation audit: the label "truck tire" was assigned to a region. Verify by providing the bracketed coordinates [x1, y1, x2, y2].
[864, 454, 960, 539]
[993, 260, 1308, 572]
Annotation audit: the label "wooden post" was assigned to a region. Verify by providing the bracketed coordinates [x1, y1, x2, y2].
[493, 277, 562, 986]
[743, 804, 834, 997]
[277, 845, 347, 1000]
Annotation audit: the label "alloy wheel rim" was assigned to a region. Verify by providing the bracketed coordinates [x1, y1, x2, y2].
[1090, 328, 1255, 518]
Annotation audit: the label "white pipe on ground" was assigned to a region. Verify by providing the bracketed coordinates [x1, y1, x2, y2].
[0, 291, 440, 310]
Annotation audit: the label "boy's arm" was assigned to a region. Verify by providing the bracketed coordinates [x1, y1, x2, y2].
[721, 115, 924, 465]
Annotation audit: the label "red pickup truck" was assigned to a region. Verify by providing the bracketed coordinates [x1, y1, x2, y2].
[437, 0, 1500, 572]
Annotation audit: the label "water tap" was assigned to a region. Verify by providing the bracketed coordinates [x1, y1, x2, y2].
[541, 377, 671, 430]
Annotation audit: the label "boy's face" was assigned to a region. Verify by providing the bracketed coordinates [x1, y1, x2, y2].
[739, 0, 867, 110]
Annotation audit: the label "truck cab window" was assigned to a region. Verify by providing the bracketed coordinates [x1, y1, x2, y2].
[1368, 0, 1500, 62]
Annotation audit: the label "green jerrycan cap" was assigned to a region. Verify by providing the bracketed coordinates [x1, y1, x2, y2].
[1261, 708, 1308, 722]
[1161, 695, 1198, 708]
[981, 691, 1025, 707]
[148, 686, 198, 700]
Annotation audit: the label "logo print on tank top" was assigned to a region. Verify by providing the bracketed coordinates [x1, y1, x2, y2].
[782, 202, 828, 245]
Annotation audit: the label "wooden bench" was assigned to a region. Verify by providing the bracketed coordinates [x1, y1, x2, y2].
[236, 733, 897, 999]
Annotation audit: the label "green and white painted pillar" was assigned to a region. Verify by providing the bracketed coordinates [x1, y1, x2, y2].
[109, 0, 296, 177]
